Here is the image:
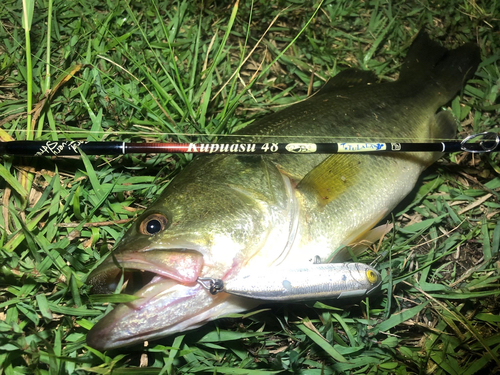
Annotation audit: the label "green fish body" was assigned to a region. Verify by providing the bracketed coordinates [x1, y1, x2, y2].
[87, 32, 480, 350]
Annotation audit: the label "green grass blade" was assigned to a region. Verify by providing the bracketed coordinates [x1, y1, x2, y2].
[296, 320, 347, 362]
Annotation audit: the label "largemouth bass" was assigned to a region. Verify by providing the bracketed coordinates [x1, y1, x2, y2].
[86, 31, 480, 350]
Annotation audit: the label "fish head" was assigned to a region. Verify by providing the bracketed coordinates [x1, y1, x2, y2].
[86, 178, 277, 350]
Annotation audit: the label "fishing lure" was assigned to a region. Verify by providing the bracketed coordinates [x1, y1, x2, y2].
[197, 263, 382, 301]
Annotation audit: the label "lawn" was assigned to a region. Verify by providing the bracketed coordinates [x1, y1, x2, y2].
[0, 0, 499, 373]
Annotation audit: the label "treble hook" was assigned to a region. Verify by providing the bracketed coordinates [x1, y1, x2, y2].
[197, 277, 225, 295]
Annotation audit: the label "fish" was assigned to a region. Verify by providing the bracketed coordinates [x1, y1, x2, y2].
[86, 31, 480, 350]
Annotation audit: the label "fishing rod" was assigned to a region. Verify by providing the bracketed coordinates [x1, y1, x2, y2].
[0, 132, 498, 157]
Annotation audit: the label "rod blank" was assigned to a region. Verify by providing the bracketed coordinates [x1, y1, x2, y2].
[0, 132, 498, 157]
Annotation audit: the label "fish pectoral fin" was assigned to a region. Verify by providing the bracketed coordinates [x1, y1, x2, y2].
[297, 154, 361, 206]
[317, 68, 379, 95]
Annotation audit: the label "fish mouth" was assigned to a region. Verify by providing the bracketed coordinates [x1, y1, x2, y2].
[87, 248, 205, 294]
[86, 248, 210, 350]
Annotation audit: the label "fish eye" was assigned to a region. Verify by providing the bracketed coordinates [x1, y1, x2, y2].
[139, 213, 169, 235]
[366, 269, 379, 284]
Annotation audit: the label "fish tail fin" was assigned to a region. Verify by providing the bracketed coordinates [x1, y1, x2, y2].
[398, 31, 481, 105]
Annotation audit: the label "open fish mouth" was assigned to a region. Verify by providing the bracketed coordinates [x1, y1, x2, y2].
[87, 249, 205, 295]
[86, 249, 212, 350]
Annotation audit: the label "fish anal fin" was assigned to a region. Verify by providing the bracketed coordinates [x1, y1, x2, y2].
[417, 110, 458, 166]
[297, 154, 361, 206]
[432, 110, 457, 141]
[317, 68, 379, 95]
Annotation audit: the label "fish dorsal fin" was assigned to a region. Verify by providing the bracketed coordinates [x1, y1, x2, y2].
[317, 68, 379, 95]
[297, 154, 361, 206]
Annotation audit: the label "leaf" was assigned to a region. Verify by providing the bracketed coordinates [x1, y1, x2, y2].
[374, 301, 429, 332]
[36, 294, 53, 321]
[89, 294, 139, 304]
[21, 0, 35, 30]
[0, 164, 28, 197]
[296, 322, 347, 363]
[31, 65, 83, 126]
[198, 330, 267, 343]
[3, 207, 50, 252]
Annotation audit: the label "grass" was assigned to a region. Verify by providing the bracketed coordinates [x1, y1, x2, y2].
[1, 0, 500, 373]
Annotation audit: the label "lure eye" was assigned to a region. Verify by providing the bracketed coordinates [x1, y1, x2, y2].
[366, 269, 379, 284]
[139, 213, 169, 235]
